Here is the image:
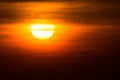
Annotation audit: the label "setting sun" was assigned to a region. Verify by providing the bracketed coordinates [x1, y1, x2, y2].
[31, 24, 55, 40]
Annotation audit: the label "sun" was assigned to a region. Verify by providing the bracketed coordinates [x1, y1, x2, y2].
[31, 24, 54, 39]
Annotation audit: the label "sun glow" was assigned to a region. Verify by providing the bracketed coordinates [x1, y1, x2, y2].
[31, 24, 54, 39]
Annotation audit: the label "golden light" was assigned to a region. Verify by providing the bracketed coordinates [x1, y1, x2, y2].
[3, 22, 80, 56]
[31, 24, 54, 39]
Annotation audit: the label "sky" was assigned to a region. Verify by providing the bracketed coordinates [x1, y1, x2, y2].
[0, 0, 120, 79]
[0, 0, 120, 25]
[0, 0, 120, 61]
[0, 0, 120, 60]
[0, 0, 119, 2]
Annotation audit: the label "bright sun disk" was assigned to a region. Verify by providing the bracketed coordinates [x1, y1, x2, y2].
[31, 24, 54, 39]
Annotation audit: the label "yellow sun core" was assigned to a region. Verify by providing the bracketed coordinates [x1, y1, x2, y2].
[31, 24, 54, 40]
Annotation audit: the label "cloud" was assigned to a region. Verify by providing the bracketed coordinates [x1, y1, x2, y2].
[0, 2, 120, 25]
[0, 0, 120, 2]
[0, 3, 23, 23]
[60, 2, 120, 25]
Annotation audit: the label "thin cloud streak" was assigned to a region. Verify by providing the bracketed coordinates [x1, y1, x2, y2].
[0, 2, 120, 25]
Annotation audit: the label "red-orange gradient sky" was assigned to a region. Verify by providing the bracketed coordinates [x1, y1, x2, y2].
[0, 2, 119, 56]
[0, 1, 120, 79]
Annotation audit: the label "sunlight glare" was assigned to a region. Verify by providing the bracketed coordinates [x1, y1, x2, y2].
[31, 24, 54, 39]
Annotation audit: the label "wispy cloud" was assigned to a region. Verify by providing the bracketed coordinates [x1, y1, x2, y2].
[0, 2, 120, 25]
